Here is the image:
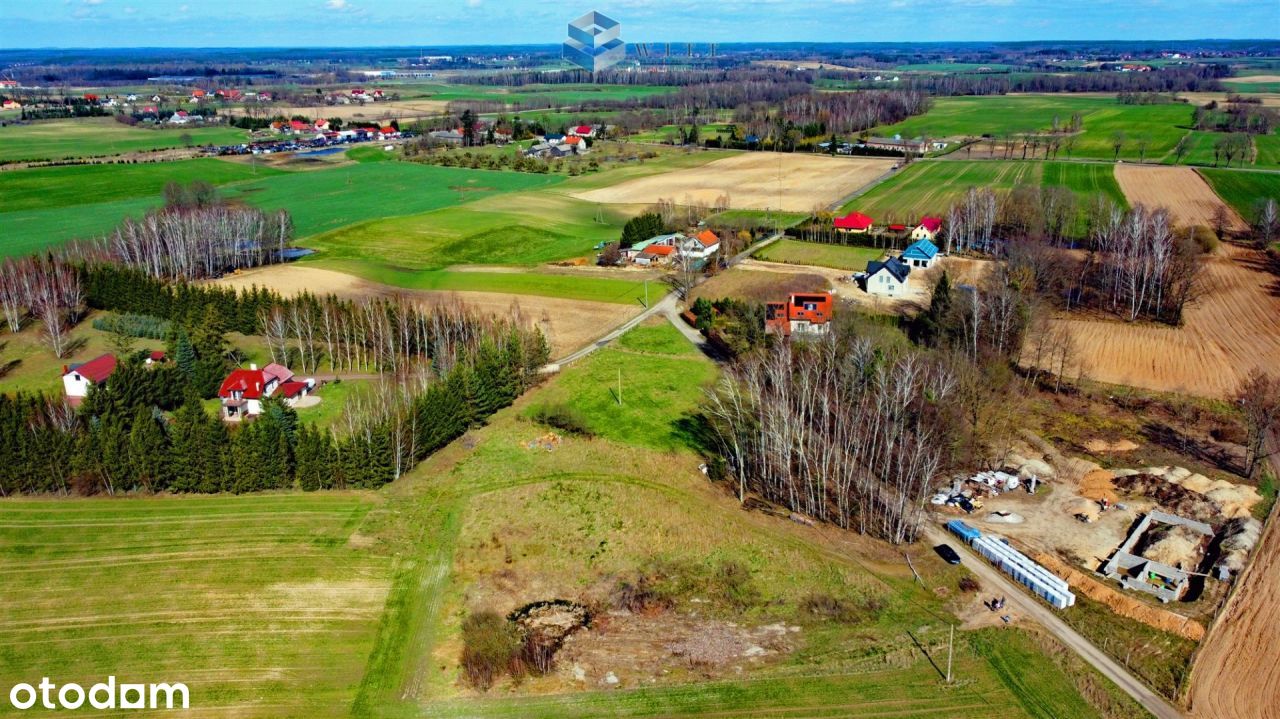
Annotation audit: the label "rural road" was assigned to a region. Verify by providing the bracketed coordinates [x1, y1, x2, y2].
[550, 232, 782, 367]
[923, 524, 1185, 719]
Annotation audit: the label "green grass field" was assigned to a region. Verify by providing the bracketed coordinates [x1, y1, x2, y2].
[1042, 161, 1128, 206]
[1198, 168, 1280, 222]
[0, 158, 282, 213]
[1, 161, 565, 257]
[756, 239, 885, 270]
[845, 160, 1041, 221]
[708, 208, 810, 229]
[0, 117, 248, 163]
[304, 190, 617, 271]
[874, 96, 1193, 162]
[895, 62, 1014, 72]
[0, 493, 392, 718]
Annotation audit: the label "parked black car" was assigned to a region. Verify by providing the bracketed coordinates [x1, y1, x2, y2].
[935, 544, 962, 565]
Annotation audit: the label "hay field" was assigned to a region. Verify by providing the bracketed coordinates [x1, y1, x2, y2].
[572, 153, 893, 212]
[1052, 243, 1280, 398]
[1113, 165, 1248, 231]
[217, 265, 642, 357]
[0, 493, 391, 718]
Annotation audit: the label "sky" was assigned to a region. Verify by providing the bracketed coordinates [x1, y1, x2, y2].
[0, 0, 1276, 48]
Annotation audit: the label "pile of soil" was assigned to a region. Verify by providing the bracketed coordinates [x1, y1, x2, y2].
[1138, 524, 1205, 568]
[1112, 473, 1220, 522]
[1217, 518, 1263, 573]
[1084, 439, 1140, 453]
[509, 600, 591, 674]
[1079, 469, 1120, 503]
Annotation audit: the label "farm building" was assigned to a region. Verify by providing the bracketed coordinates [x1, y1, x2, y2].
[864, 257, 911, 297]
[911, 217, 942, 242]
[218, 363, 313, 421]
[634, 243, 677, 266]
[62, 354, 118, 401]
[900, 238, 939, 269]
[623, 233, 684, 262]
[862, 136, 949, 153]
[568, 125, 597, 138]
[765, 292, 834, 337]
[834, 211, 874, 234]
[677, 230, 721, 263]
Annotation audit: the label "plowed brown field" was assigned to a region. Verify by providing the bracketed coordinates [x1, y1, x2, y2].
[1188, 506, 1280, 718]
[572, 153, 893, 212]
[1052, 243, 1280, 398]
[1113, 164, 1248, 231]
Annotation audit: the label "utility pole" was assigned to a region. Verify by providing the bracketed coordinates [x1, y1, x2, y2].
[946, 624, 954, 683]
[616, 368, 623, 406]
[644, 279, 649, 308]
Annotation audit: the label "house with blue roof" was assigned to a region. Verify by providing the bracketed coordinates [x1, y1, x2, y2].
[900, 238, 939, 269]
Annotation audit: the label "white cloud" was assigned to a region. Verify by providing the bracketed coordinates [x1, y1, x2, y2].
[325, 0, 348, 8]
[466, 0, 482, 7]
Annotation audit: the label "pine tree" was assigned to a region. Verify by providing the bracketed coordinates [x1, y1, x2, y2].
[128, 406, 171, 492]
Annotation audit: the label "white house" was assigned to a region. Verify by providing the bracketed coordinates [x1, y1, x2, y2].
[900, 238, 940, 269]
[218, 363, 313, 421]
[676, 229, 721, 263]
[864, 258, 912, 298]
[62, 354, 118, 402]
[911, 216, 943, 242]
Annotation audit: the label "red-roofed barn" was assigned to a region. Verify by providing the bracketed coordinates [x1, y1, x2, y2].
[62, 354, 118, 401]
[834, 212, 874, 234]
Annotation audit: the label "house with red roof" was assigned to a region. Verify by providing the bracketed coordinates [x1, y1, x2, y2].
[677, 229, 721, 263]
[218, 363, 313, 421]
[912, 216, 943, 242]
[62, 354, 118, 402]
[635, 243, 677, 266]
[765, 293, 834, 337]
[568, 125, 596, 138]
[834, 212, 874, 234]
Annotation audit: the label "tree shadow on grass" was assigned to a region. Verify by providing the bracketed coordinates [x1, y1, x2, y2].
[672, 411, 719, 456]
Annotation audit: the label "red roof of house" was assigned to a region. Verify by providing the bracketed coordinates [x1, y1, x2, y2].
[888, 224, 907, 231]
[563, 136, 582, 145]
[276, 380, 307, 399]
[834, 212, 873, 230]
[574, 125, 593, 134]
[66, 354, 117, 383]
[219, 368, 267, 400]
[148, 350, 166, 361]
[786, 292, 834, 324]
[919, 216, 942, 233]
[191, 89, 205, 97]
[289, 120, 309, 130]
[262, 363, 293, 385]
[696, 229, 720, 247]
[380, 126, 396, 134]
[645, 245, 677, 256]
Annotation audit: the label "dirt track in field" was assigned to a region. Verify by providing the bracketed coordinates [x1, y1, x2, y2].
[572, 153, 894, 212]
[1113, 164, 1248, 231]
[1051, 243, 1280, 398]
[215, 265, 641, 357]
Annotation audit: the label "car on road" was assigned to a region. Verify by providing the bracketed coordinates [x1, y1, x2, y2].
[935, 544, 962, 565]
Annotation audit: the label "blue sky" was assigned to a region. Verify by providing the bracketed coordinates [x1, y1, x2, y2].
[1, 0, 1276, 47]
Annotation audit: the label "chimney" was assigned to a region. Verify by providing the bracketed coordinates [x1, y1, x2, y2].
[250, 363, 258, 371]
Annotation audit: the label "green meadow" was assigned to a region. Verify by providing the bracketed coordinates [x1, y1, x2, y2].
[845, 160, 1127, 222]
[1198, 168, 1280, 221]
[874, 95, 1193, 162]
[0, 117, 248, 163]
[756, 239, 885, 270]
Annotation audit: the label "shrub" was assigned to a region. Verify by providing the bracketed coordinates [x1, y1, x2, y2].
[530, 403, 594, 437]
[460, 610, 522, 691]
[91, 313, 172, 340]
[958, 575, 981, 593]
[799, 591, 885, 624]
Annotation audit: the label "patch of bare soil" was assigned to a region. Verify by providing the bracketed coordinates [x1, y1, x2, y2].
[1113, 164, 1247, 231]
[555, 612, 798, 688]
[214, 264, 643, 357]
[573, 153, 894, 212]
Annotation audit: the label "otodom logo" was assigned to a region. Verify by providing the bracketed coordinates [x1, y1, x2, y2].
[7, 677, 189, 711]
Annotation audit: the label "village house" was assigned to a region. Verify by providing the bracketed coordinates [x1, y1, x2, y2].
[568, 124, 596, 138]
[218, 363, 313, 421]
[62, 354, 118, 402]
[765, 292, 834, 336]
[911, 216, 943, 242]
[864, 257, 912, 297]
[861, 136, 949, 154]
[900, 238, 940, 269]
[676, 229, 721, 265]
[168, 110, 192, 124]
[834, 211, 874, 234]
[634, 243, 677, 266]
[0, 79, 18, 89]
[622, 233, 684, 262]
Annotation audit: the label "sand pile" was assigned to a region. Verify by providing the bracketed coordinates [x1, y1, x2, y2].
[1217, 518, 1263, 573]
[1079, 469, 1120, 503]
[1113, 466, 1261, 520]
[1140, 524, 1206, 568]
[1085, 439, 1140, 453]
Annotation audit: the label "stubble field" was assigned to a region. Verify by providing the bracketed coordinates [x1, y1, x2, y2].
[573, 153, 894, 212]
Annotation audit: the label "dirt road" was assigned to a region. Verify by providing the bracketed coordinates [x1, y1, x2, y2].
[923, 525, 1185, 719]
[1185, 432, 1280, 719]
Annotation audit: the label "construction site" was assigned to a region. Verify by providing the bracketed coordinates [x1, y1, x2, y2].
[931, 430, 1264, 629]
